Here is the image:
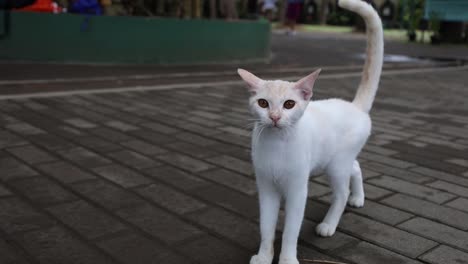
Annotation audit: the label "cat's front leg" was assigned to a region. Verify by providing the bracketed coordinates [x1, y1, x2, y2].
[251, 177, 281, 264]
[279, 176, 308, 264]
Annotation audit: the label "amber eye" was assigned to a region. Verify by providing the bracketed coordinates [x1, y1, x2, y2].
[284, 100, 296, 109]
[258, 99, 269, 108]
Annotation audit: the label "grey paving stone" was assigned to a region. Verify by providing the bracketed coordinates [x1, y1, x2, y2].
[116, 204, 201, 245]
[186, 115, 223, 127]
[300, 219, 359, 251]
[445, 197, 468, 213]
[363, 183, 393, 200]
[447, 158, 468, 167]
[97, 232, 191, 264]
[131, 129, 176, 145]
[187, 206, 259, 250]
[37, 161, 96, 184]
[398, 217, 468, 250]
[164, 141, 218, 159]
[7, 145, 56, 165]
[206, 155, 253, 175]
[58, 147, 112, 168]
[13, 225, 114, 264]
[136, 183, 206, 214]
[411, 166, 468, 187]
[90, 127, 133, 143]
[420, 245, 468, 264]
[107, 150, 161, 170]
[93, 164, 152, 188]
[0, 184, 11, 197]
[426, 180, 468, 198]
[0, 157, 38, 181]
[367, 175, 455, 204]
[0, 237, 30, 264]
[359, 152, 415, 169]
[362, 162, 432, 183]
[47, 200, 127, 240]
[6, 122, 44, 135]
[72, 179, 146, 211]
[339, 213, 437, 258]
[175, 131, 218, 147]
[72, 136, 123, 153]
[218, 126, 251, 137]
[64, 118, 97, 129]
[141, 122, 179, 134]
[364, 144, 398, 156]
[396, 152, 467, 174]
[144, 166, 209, 191]
[105, 120, 138, 132]
[0, 197, 54, 234]
[308, 182, 331, 198]
[179, 234, 250, 264]
[10, 177, 78, 207]
[348, 200, 413, 226]
[337, 241, 424, 264]
[192, 110, 222, 120]
[382, 194, 468, 230]
[156, 152, 214, 172]
[199, 168, 257, 195]
[120, 140, 167, 156]
[26, 134, 75, 151]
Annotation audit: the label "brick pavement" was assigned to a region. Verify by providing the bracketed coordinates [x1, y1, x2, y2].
[0, 65, 468, 264]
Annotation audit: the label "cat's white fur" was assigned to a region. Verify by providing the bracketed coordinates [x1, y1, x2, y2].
[238, 1, 383, 263]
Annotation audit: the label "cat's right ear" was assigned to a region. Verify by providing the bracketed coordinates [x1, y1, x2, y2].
[238, 69, 263, 94]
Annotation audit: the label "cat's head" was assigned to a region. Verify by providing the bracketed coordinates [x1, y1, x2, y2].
[238, 68, 321, 129]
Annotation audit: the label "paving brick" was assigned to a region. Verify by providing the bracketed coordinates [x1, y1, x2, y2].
[13, 225, 114, 264]
[131, 129, 176, 145]
[105, 120, 138, 132]
[64, 118, 97, 129]
[381, 194, 468, 230]
[116, 204, 201, 245]
[396, 152, 467, 174]
[97, 232, 191, 264]
[447, 158, 468, 167]
[73, 136, 123, 153]
[426, 180, 468, 198]
[218, 126, 251, 137]
[144, 166, 209, 191]
[93, 164, 152, 188]
[445, 197, 468, 213]
[58, 147, 111, 168]
[0, 237, 31, 264]
[6, 122, 44, 135]
[363, 183, 393, 200]
[367, 175, 455, 204]
[10, 177, 78, 207]
[0, 157, 38, 181]
[359, 152, 415, 169]
[179, 234, 250, 264]
[107, 150, 161, 170]
[156, 152, 214, 172]
[136, 183, 206, 214]
[420, 245, 468, 264]
[300, 219, 359, 251]
[72, 179, 146, 211]
[364, 144, 398, 156]
[47, 200, 127, 240]
[0, 197, 54, 234]
[411, 166, 468, 187]
[337, 241, 424, 264]
[206, 155, 253, 175]
[141, 122, 179, 134]
[339, 213, 437, 258]
[90, 127, 133, 143]
[199, 168, 257, 195]
[37, 161, 95, 184]
[165, 141, 218, 158]
[308, 182, 330, 198]
[7, 145, 56, 165]
[348, 200, 413, 225]
[120, 140, 167, 156]
[362, 162, 432, 183]
[186, 115, 222, 127]
[0, 184, 11, 197]
[26, 134, 75, 151]
[175, 131, 218, 146]
[398, 217, 468, 250]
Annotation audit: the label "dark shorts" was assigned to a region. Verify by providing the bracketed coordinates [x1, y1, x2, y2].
[286, 2, 302, 21]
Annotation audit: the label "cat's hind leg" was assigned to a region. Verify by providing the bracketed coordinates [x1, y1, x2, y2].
[348, 160, 365, 208]
[316, 160, 352, 237]
[251, 177, 281, 264]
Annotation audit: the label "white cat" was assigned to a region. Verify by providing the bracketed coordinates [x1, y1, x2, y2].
[237, 1, 383, 263]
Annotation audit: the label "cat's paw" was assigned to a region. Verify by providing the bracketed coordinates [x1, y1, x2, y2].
[250, 254, 273, 264]
[348, 195, 364, 208]
[278, 257, 299, 264]
[316, 222, 336, 237]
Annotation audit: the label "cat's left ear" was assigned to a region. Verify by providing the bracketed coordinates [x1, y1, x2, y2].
[238, 69, 263, 94]
[294, 69, 321, 100]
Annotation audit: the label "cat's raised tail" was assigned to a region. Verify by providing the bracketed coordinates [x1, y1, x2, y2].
[338, 0, 383, 113]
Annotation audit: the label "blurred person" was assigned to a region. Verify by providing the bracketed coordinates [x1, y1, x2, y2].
[261, 0, 276, 21]
[285, 0, 303, 35]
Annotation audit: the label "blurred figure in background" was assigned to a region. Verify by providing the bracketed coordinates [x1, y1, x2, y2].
[285, 0, 302, 35]
[261, 0, 276, 21]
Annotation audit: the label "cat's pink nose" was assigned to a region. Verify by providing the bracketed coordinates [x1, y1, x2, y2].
[270, 115, 281, 124]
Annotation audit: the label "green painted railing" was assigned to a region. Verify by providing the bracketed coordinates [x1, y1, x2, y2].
[0, 11, 271, 64]
[425, 0, 468, 21]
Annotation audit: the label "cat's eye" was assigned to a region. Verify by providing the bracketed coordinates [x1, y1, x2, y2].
[258, 99, 269, 108]
[284, 100, 296, 109]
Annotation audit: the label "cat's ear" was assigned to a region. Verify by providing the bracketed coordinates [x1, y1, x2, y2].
[238, 69, 263, 94]
[294, 69, 321, 100]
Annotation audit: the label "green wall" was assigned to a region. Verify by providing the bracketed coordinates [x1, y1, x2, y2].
[0, 11, 270, 64]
